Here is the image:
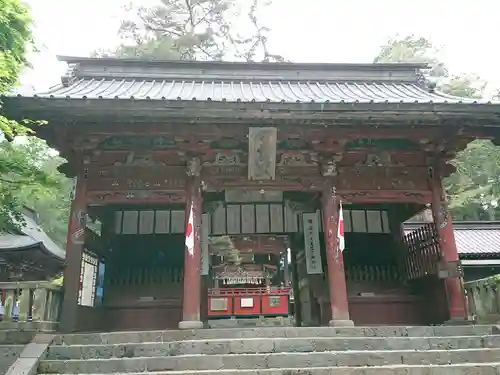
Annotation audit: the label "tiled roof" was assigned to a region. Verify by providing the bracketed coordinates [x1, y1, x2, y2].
[14, 56, 494, 105]
[454, 228, 500, 256]
[0, 213, 64, 261]
[31, 78, 482, 104]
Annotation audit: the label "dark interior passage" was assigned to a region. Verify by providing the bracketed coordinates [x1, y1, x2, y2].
[103, 234, 185, 331]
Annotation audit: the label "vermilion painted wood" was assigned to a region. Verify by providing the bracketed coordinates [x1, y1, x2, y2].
[207, 296, 232, 316]
[233, 295, 261, 317]
[261, 295, 289, 316]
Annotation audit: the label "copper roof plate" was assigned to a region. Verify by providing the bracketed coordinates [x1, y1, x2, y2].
[15, 56, 492, 105]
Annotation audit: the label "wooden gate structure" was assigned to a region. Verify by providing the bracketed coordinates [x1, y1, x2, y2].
[5, 57, 500, 332]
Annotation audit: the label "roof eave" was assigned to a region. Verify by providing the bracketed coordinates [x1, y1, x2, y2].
[6, 96, 500, 116]
[0, 241, 64, 263]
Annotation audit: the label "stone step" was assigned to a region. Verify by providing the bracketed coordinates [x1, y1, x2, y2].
[0, 329, 37, 344]
[38, 348, 500, 373]
[0, 345, 24, 374]
[207, 317, 294, 328]
[44, 335, 500, 360]
[37, 363, 500, 375]
[0, 321, 58, 332]
[52, 325, 499, 345]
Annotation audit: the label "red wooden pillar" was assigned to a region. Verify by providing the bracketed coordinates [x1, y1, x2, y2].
[322, 185, 353, 326]
[430, 166, 468, 322]
[179, 158, 203, 330]
[60, 156, 89, 332]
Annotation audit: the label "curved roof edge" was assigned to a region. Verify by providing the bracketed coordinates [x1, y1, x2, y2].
[0, 212, 65, 261]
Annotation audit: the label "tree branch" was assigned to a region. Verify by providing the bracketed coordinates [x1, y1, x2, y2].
[193, 4, 216, 27]
[0, 177, 35, 185]
[185, 0, 196, 28]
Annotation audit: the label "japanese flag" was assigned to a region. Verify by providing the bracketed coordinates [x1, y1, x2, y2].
[337, 202, 345, 252]
[185, 202, 194, 256]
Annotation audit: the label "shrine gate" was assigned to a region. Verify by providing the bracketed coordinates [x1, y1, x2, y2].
[5, 57, 500, 332]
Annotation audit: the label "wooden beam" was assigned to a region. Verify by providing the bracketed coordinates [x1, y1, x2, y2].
[87, 190, 186, 205]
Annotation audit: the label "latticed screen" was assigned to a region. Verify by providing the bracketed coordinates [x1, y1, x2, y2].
[403, 223, 440, 280]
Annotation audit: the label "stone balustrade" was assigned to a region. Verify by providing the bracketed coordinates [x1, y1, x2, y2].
[465, 275, 500, 324]
[0, 281, 62, 331]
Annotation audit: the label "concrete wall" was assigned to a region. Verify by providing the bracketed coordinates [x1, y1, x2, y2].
[465, 275, 500, 324]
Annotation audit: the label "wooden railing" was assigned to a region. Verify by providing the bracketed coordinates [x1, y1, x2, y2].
[465, 276, 500, 323]
[0, 281, 62, 322]
[345, 265, 405, 282]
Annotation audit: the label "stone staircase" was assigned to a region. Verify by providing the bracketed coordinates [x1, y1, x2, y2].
[0, 326, 38, 375]
[39, 325, 500, 374]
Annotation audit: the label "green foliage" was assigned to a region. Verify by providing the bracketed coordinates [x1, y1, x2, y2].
[0, 139, 71, 242]
[446, 140, 500, 220]
[52, 275, 63, 286]
[374, 35, 498, 220]
[0, 0, 32, 92]
[442, 74, 486, 99]
[0, 1, 70, 238]
[0, 0, 58, 233]
[375, 36, 440, 65]
[0, 0, 34, 141]
[94, 0, 283, 62]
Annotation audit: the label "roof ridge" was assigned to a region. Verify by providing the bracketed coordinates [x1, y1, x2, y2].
[57, 55, 430, 70]
[57, 56, 427, 86]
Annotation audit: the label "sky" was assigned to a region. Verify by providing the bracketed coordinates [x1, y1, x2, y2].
[21, 0, 500, 97]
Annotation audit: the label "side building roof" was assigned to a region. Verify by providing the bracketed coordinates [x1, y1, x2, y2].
[0, 209, 64, 261]
[404, 221, 500, 258]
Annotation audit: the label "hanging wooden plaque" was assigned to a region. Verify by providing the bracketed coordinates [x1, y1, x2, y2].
[201, 213, 210, 276]
[248, 127, 277, 180]
[302, 213, 323, 275]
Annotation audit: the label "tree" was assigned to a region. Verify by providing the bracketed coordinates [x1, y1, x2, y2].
[0, 139, 71, 242]
[0, 0, 34, 140]
[0, 0, 68, 232]
[374, 35, 497, 220]
[374, 35, 447, 77]
[94, 0, 283, 62]
[4, 138, 72, 246]
[375, 35, 485, 97]
[445, 141, 500, 220]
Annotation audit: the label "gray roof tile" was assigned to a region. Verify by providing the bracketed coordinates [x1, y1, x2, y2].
[13, 56, 494, 105]
[31, 78, 482, 104]
[0, 214, 64, 260]
[454, 229, 500, 255]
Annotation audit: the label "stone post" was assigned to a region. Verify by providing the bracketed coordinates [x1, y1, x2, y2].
[179, 157, 204, 330]
[321, 184, 353, 326]
[60, 155, 89, 332]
